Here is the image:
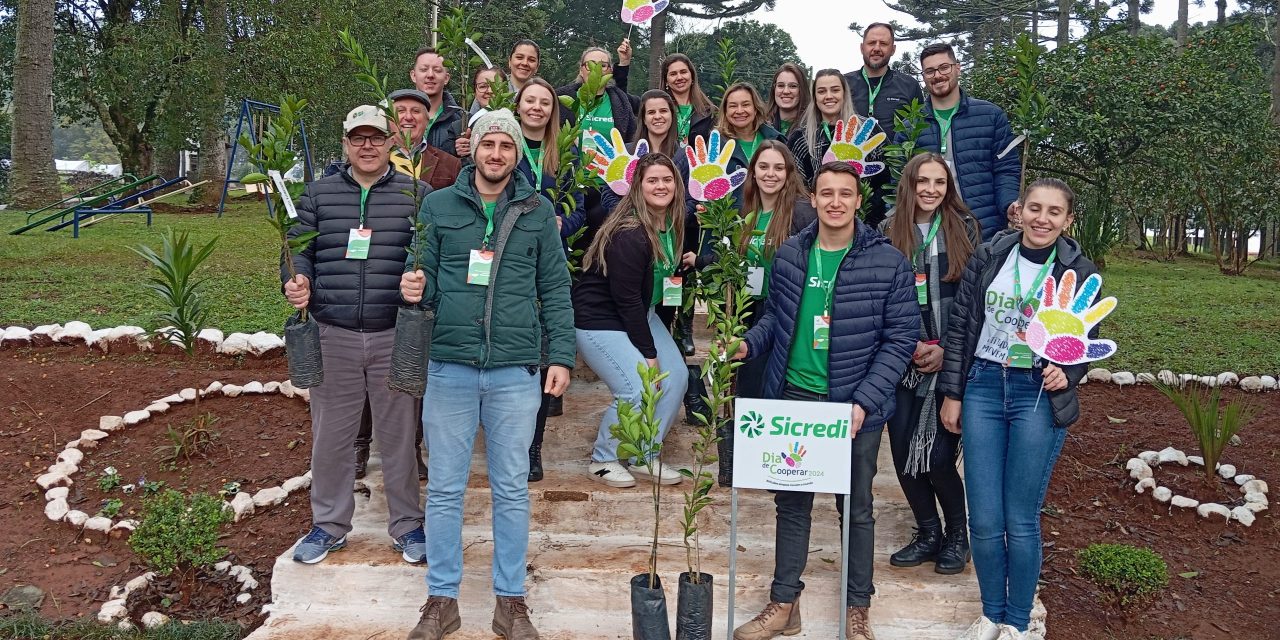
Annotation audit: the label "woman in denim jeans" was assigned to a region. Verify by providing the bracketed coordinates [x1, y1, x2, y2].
[573, 153, 690, 489]
[938, 179, 1100, 640]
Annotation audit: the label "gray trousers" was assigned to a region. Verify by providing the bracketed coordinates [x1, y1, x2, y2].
[309, 322, 422, 539]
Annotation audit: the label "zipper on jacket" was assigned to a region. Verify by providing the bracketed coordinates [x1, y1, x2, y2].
[480, 195, 540, 367]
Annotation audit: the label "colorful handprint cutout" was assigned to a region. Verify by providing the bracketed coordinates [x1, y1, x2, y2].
[587, 128, 648, 196]
[820, 117, 887, 177]
[621, 0, 670, 25]
[782, 442, 807, 467]
[1024, 269, 1118, 365]
[685, 131, 748, 202]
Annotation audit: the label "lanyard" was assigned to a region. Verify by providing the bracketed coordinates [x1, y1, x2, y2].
[520, 138, 545, 191]
[821, 121, 833, 140]
[677, 104, 692, 142]
[815, 243, 852, 316]
[358, 187, 370, 228]
[480, 201, 496, 248]
[936, 108, 957, 155]
[862, 69, 883, 117]
[913, 214, 942, 264]
[1012, 247, 1057, 312]
[657, 225, 676, 271]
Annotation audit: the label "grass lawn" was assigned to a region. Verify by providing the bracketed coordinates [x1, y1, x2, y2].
[2, 204, 1278, 375]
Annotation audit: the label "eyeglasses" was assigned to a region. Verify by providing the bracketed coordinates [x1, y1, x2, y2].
[774, 82, 800, 91]
[347, 134, 388, 147]
[922, 63, 957, 79]
[582, 61, 612, 69]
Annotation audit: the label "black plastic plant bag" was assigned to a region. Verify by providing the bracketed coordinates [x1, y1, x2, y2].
[387, 305, 434, 397]
[676, 572, 713, 640]
[630, 573, 671, 640]
[284, 311, 323, 389]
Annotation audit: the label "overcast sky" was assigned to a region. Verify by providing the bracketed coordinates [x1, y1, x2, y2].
[693, 0, 1243, 71]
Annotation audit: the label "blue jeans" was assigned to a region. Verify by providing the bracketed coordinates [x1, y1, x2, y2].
[422, 360, 542, 598]
[961, 360, 1066, 632]
[579, 309, 688, 463]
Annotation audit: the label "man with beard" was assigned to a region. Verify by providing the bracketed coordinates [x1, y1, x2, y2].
[907, 42, 1021, 241]
[845, 23, 922, 228]
[400, 109, 574, 640]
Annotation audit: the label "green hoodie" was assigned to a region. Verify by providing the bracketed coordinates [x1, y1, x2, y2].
[409, 164, 575, 370]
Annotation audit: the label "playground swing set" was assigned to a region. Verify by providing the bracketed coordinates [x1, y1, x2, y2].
[7, 99, 312, 238]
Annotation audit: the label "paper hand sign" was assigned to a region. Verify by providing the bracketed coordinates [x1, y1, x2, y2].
[820, 117, 887, 177]
[587, 129, 647, 196]
[621, 0, 670, 25]
[1024, 269, 1118, 365]
[782, 443, 807, 467]
[685, 131, 748, 202]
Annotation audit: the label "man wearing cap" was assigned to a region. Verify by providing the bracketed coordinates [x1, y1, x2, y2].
[283, 106, 430, 566]
[400, 109, 572, 640]
[389, 87, 462, 190]
[410, 47, 466, 159]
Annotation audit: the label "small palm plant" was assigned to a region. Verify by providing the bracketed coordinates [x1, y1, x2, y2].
[611, 363, 669, 589]
[1153, 381, 1256, 486]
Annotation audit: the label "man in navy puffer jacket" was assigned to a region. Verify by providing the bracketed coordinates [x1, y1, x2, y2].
[905, 42, 1021, 241]
[732, 162, 918, 640]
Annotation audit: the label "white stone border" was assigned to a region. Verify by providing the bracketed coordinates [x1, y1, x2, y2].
[1082, 368, 1278, 392]
[99, 561, 262, 629]
[37, 379, 313, 536]
[1, 322, 286, 357]
[1127, 447, 1269, 526]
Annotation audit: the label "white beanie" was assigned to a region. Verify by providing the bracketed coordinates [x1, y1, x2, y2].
[470, 108, 522, 159]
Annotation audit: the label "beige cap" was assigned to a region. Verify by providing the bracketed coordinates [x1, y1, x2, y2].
[343, 105, 390, 134]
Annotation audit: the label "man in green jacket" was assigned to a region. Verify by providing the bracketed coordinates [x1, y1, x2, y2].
[400, 109, 573, 640]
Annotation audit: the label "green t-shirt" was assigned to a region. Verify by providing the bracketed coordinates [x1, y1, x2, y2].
[651, 226, 677, 306]
[934, 105, 958, 156]
[747, 210, 774, 298]
[738, 132, 763, 163]
[778, 119, 793, 136]
[785, 245, 848, 394]
[677, 104, 694, 142]
[581, 100, 615, 155]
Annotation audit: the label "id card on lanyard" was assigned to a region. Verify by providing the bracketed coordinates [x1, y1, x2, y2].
[913, 214, 942, 306]
[469, 200, 498, 286]
[1007, 248, 1056, 368]
[346, 186, 373, 260]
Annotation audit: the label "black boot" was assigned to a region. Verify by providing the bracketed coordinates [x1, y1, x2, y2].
[547, 394, 564, 417]
[715, 420, 733, 488]
[354, 442, 370, 480]
[889, 518, 942, 567]
[415, 435, 428, 482]
[678, 308, 696, 357]
[527, 443, 544, 482]
[684, 367, 711, 426]
[935, 521, 971, 575]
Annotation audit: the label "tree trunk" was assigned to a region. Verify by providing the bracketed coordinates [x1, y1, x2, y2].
[10, 0, 62, 208]
[1272, 0, 1280, 126]
[648, 10, 667, 90]
[1127, 0, 1141, 34]
[1176, 0, 1189, 49]
[1057, 0, 1071, 47]
[191, 0, 229, 204]
[153, 146, 182, 180]
[1216, 0, 1227, 25]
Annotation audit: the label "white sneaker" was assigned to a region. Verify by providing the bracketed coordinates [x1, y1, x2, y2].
[589, 461, 636, 488]
[997, 625, 1029, 640]
[956, 616, 1000, 640]
[629, 461, 684, 485]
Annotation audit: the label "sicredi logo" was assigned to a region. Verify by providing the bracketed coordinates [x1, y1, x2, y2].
[738, 411, 765, 438]
[768, 415, 849, 439]
[734, 398, 853, 494]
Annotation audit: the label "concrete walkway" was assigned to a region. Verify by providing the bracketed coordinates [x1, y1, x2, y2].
[247, 379, 1034, 640]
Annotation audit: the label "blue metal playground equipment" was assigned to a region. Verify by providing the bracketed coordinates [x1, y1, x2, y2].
[8, 174, 152, 235]
[50, 175, 198, 238]
[217, 99, 315, 217]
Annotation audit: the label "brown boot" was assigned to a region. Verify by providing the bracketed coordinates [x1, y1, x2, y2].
[732, 597, 801, 640]
[492, 595, 539, 639]
[845, 605, 876, 640]
[407, 596, 460, 640]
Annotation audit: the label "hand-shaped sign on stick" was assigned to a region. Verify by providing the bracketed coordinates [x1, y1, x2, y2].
[621, 0, 670, 25]
[1024, 270, 1118, 365]
[821, 117, 887, 177]
[686, 131, 748, 202]
[587, 128, 648, 196]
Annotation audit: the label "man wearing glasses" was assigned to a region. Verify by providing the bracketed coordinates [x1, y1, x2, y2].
[908, 42, 1021, 241]
[845, 22, 923, 227]
[283, 105, 431, 566]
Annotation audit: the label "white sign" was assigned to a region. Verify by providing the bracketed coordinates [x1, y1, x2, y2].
[267, 169, 298, 219]
[732, 398, 853, 494]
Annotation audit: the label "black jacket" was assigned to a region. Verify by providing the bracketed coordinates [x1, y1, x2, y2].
[845, 67, 924, 136]
[572, 225, 659, 358]
[286, 168, 430, 332]
[938, 232, 1100, 427]
[428, 91, 465, 157]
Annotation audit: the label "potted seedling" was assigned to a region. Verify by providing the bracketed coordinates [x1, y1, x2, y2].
[238, 96, 323, 388]
[611, 363, 671, 640]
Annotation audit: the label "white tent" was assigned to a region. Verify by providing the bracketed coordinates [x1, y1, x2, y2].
[55, 159, 123, 177]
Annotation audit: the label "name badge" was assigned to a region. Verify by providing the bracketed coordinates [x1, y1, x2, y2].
[662, 276, 683, 307]
[467, 249, 494, 286]
[813, 315, 831, 350]
[746, 266, 765, 297]
[915, 272, 928, 306]
[345, 228, 372, 260]
[1006, 343, 1034, 369]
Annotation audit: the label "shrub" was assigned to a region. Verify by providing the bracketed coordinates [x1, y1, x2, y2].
[1153, 381, 1256, 484]
[1077, 543, 1168, 605]
[128, 490, 230, 577]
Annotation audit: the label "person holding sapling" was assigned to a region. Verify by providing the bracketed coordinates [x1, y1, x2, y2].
[879, 153, 980, 576]
[731, 162, 918, 640]
[388, 88, 461, 190]
[765, 63, 809, 138]
[575, 153, 689, 489]
[938, 179, 1100, 640]
[283, 106, 429, 566]
[400, 109, 573, 640]
[409, 47, 466, 159]
[661, 53, 717, 146]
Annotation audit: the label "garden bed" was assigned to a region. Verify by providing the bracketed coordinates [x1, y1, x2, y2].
[1042, 383, 1279, 640]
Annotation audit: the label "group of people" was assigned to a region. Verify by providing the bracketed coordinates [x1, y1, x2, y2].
[281, 22, 1098, 640]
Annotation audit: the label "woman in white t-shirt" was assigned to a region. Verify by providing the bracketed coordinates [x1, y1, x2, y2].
[937, 178, 1102, 640]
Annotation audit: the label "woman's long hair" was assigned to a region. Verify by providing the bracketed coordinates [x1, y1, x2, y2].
[715, 83, 767, 141]
[800, 69, 855, 169]
[764, 63, 810, 128]
[661, 53, 715, 117]
[583, 153, 687, 276]
[634, 90, 681, 159]
[888, 153, 975, 282]
[738, 140, 807, 258]
[515, 77, 562, 176]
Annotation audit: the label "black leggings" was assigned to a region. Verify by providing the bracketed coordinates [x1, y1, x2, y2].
[886, 386, 966, 527]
